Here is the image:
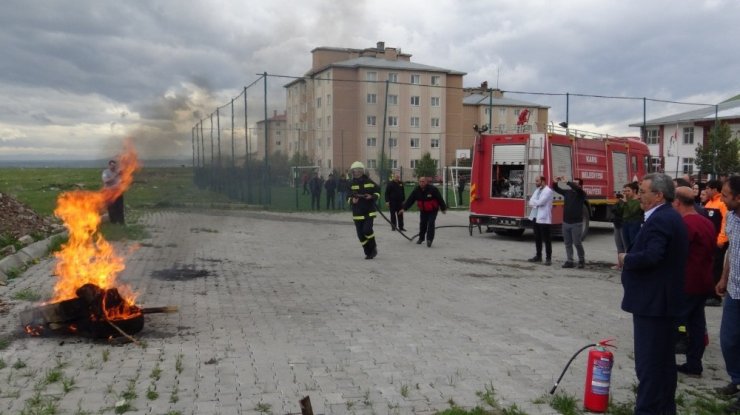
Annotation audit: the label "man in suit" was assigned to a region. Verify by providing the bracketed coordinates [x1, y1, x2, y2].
[618, 173, 688, 415]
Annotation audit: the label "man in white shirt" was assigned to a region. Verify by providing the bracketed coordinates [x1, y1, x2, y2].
[527, 175, 554, 265]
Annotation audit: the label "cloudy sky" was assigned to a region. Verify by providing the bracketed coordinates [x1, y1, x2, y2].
[1, 0, 738, 162]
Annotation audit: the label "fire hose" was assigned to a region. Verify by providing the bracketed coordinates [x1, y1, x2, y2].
[372, 201, 469, 242]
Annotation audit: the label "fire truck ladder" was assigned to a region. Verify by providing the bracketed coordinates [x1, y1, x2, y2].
[525, 134, 545, 218]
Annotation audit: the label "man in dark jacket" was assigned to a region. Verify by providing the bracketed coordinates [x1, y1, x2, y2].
[384, 173, 406, 231]
[552, 176, 587, 268]
[618, 173, 688, 415]
[309, 172, 322, 211]
[325, 173, 337, 210]
[349, 161, 380, 259]
[400, 176, 447, 247]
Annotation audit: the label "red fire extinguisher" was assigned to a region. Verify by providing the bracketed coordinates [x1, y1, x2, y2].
[550, 338, 616, 413]
[583, 339, 615, 412]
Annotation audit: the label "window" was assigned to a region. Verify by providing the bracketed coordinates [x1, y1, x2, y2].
[389, 138, 397, 147]
[317, 139, 322, 148]
[388, 73, 398, 83]
[410, 138, 420, 148]
[367, 137, 377, 147]
[316, 97, 322, 108]
[431, 75, 440, 86]
[366, 71, 377, 81]
[327, 137, 331, 147]
[410, 117, 420, 128]
[410, 159, 419, 168]
[646, 129, 659, 145]
[388, 95, 398, 105]
[410, 96, 420, 106]
[328, 160, 332, 169]
[327, 116, 331, 126]
[367, 93, 377, 104]
[327, 94, 331, 106]
[367, 159, 377, 168]
[367, 116, 376, 126]
[683, 127, 694, 145]
[682, 157, 695, 174]
[410, 74, 421, 84]
[390, 159, 398, 169]
[276, 141, 281, 146]
[431, 138, 440, 148]
[317, 118, 322, 128]
[431, 97, 440, 107]
[431, 118, 440, 128]
[388, 116, 398, 127]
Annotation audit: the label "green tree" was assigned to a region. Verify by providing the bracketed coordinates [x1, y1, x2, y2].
[269, 150, 291, 185]
[414, 152, 438, 179]
[695, 122, 740, 175]
[289, 152, 312, 167]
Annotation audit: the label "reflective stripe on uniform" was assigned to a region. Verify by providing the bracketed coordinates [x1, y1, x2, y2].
[353, 215, 366, 220]
[368, 212, 377, 217]
[351, 185, 360, 190]
[366, 233, 375, 239]
[363, 183, 374, 188]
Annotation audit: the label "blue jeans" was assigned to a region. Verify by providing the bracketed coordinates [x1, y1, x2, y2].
[562, 222, 584, 262]
[721, 295, 740, 384]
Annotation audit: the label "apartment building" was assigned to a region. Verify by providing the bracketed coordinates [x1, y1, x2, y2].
[629, 94, 740, 178]
[285, 42, 465, 179]
[254, 110, 287, 158]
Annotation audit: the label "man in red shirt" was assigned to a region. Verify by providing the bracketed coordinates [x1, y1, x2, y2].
[673, 186, 716, 377]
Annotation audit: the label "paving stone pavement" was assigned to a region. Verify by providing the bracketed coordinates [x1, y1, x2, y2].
[0, 209, 729, 414]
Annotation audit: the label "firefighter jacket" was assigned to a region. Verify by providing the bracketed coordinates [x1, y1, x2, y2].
[402, 184, 447, 213]
[705, 193, 729, 247]
[350, 175, 380, 220]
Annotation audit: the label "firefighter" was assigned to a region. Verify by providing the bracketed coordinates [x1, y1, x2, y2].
[349, 161, 380, 259]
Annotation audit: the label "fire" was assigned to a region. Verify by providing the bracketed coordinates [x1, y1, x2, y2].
[50, 140, 141, 320]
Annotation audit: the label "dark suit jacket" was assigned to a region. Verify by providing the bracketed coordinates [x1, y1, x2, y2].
[621, 203, 688, 317]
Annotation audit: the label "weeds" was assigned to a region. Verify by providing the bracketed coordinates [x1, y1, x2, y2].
[150, 363, 162, 380]
[549, 392, 579, 415]
[476, 382, 499, 409]
[44, 368, 63, 384]
[47, 235, 68, 254]
[13, 359, 27, 370]
[255, 402, 272, 414]
[0, 337, 10, 350]
[146, 385, 159, 400]
[12, 288, 42, 302]
[6, 267, 22, 279]
[175, 353, 183, 374]
[400, 383, 409, 398]
[102, 349, 110, 362]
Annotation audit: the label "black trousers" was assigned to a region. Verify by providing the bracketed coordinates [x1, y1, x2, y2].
[532, 220, 552, 259]
[326, 192, 335, 210]
[633, 314, 677, 415]
[418, 210, 438, 242]
[108, 195, 125, 224]
[311, 193, 321, 210]
[388, 202, 404, 230]
[354, 217, 376, 255]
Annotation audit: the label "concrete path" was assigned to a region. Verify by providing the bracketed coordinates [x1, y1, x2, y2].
[0, 209, 729, 414]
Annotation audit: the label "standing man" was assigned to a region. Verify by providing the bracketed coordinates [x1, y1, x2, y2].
[621, 182, 643, 251]
[400, 176, 447, 247]
[309, 172, 322, 211]
[102, 159, 125, 224]
[715, 176, 740, 410]
[552, 176, 587, 268]
[325, 173, 337, 210]
[672, 186, 716, 378]
[527, 175, 553, 265]
[618, 173, 688, 415]
[706, 179, 730, 307]
[385, 173, 406, 231]
[349, 161, 380, 259]
[457, 175, 467, 206]
[337, 173, 349, 210]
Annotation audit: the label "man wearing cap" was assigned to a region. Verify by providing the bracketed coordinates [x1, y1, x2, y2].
[349, 161, 380, 259]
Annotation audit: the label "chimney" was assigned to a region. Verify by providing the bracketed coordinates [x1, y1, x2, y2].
[480, 81, 488, 90]
[377, 41, 385, 51]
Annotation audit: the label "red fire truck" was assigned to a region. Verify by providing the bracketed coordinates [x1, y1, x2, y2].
[468, 129, 651, 237]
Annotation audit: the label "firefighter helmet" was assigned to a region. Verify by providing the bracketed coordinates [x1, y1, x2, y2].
[350, 161, 365, 170]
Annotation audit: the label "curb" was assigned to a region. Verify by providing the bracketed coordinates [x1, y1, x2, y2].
[0, 231, 68, 284]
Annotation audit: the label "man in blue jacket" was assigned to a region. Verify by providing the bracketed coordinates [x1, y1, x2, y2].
[618, 173, 688, 415]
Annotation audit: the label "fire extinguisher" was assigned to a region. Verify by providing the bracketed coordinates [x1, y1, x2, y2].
[550, 338, 616, 413]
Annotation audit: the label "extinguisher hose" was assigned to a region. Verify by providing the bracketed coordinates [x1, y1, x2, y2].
[549, 343, 597, 395]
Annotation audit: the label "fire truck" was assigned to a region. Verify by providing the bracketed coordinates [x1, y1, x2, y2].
[468, 129, 651, 237]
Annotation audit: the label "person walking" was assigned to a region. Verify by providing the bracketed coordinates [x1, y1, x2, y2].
[618, 173, 688, 415]
[672, 186, 716, 378]
[385, 173, 406, 231]
[527, 175, 554, 265]
[325, 173, 337, 210]
[400, 176, 447, 247]
[715, 176, 740, 411]
[552, 176, 586, 268]
[309, 172, 322, 211]
[102, 159, 125, 224]
[348, 161, 380, 259]
[621, 182, 643, 251]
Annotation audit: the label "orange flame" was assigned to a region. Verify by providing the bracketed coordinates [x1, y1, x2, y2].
[50, 140, 141, 319]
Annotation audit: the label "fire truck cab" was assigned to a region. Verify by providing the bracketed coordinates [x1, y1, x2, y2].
[468, 130, 650, 237]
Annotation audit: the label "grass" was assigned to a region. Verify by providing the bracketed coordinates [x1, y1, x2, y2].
[11, 288, 42, 302]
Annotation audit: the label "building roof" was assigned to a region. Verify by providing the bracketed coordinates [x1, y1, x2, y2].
[323, 56, 466, 76]
[628, 94, 740, 127]
[463, 93, 549, 109]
